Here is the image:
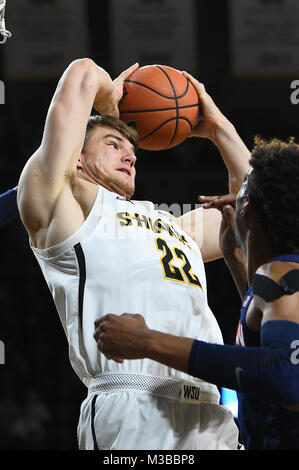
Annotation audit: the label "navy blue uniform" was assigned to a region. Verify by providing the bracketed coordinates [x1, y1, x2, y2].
[0, 188, 18, 228]
[235, 254, 299, 450]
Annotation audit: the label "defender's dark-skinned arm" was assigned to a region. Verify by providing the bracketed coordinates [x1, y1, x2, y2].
[94, 313, 193, 371]
[95, 310, 299, 406]
[199, 194, 248, 299]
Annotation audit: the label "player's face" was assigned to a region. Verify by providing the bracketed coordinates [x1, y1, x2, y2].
[79, 125, 137, 198]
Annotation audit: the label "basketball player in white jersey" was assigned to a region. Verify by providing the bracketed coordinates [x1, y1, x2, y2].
[17, 58, 250, 450]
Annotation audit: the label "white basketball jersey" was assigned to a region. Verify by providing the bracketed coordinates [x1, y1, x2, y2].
[30, 186, 223, 388]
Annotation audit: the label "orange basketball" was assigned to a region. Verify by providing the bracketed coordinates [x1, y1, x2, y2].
[118, 65, 201, 151]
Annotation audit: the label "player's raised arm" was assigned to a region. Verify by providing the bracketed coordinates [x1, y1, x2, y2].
[183, 72, 251, 195]
[17, 60, 138, 244]
[174, 73, 251, 261]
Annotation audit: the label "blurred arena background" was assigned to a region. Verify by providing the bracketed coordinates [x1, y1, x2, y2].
[0, 0, 298, 449]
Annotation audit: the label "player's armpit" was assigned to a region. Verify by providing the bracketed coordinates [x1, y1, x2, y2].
[157, 210, 179, 224]
[200, 208, 223, 262]
[158, 209, 204, 249]
[172, 207, 223, 261]
[164, 208, 204, 249]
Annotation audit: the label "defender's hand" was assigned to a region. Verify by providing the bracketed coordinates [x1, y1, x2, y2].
[198, 194, 238, 256]
[94, 312, 150, 361]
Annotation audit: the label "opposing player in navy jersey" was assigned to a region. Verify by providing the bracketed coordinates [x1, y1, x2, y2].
[17, 58, 250, 450]
[95, 137, 299, 450]
[0, 187, 18, 228]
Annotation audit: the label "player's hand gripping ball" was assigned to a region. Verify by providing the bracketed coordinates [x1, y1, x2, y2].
[118, 65, 201, 151]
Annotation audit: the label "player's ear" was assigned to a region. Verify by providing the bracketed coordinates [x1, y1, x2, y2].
[240, 194, 250, 217]
[242, 195, 258, 230]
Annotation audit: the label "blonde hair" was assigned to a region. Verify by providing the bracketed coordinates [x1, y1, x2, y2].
[82, 114, 139, 152]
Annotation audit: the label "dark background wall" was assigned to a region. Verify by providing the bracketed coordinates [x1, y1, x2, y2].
[0, 0, 298, 449]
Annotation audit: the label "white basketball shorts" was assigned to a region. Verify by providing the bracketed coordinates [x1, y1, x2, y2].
[77, 372, 241, 450]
